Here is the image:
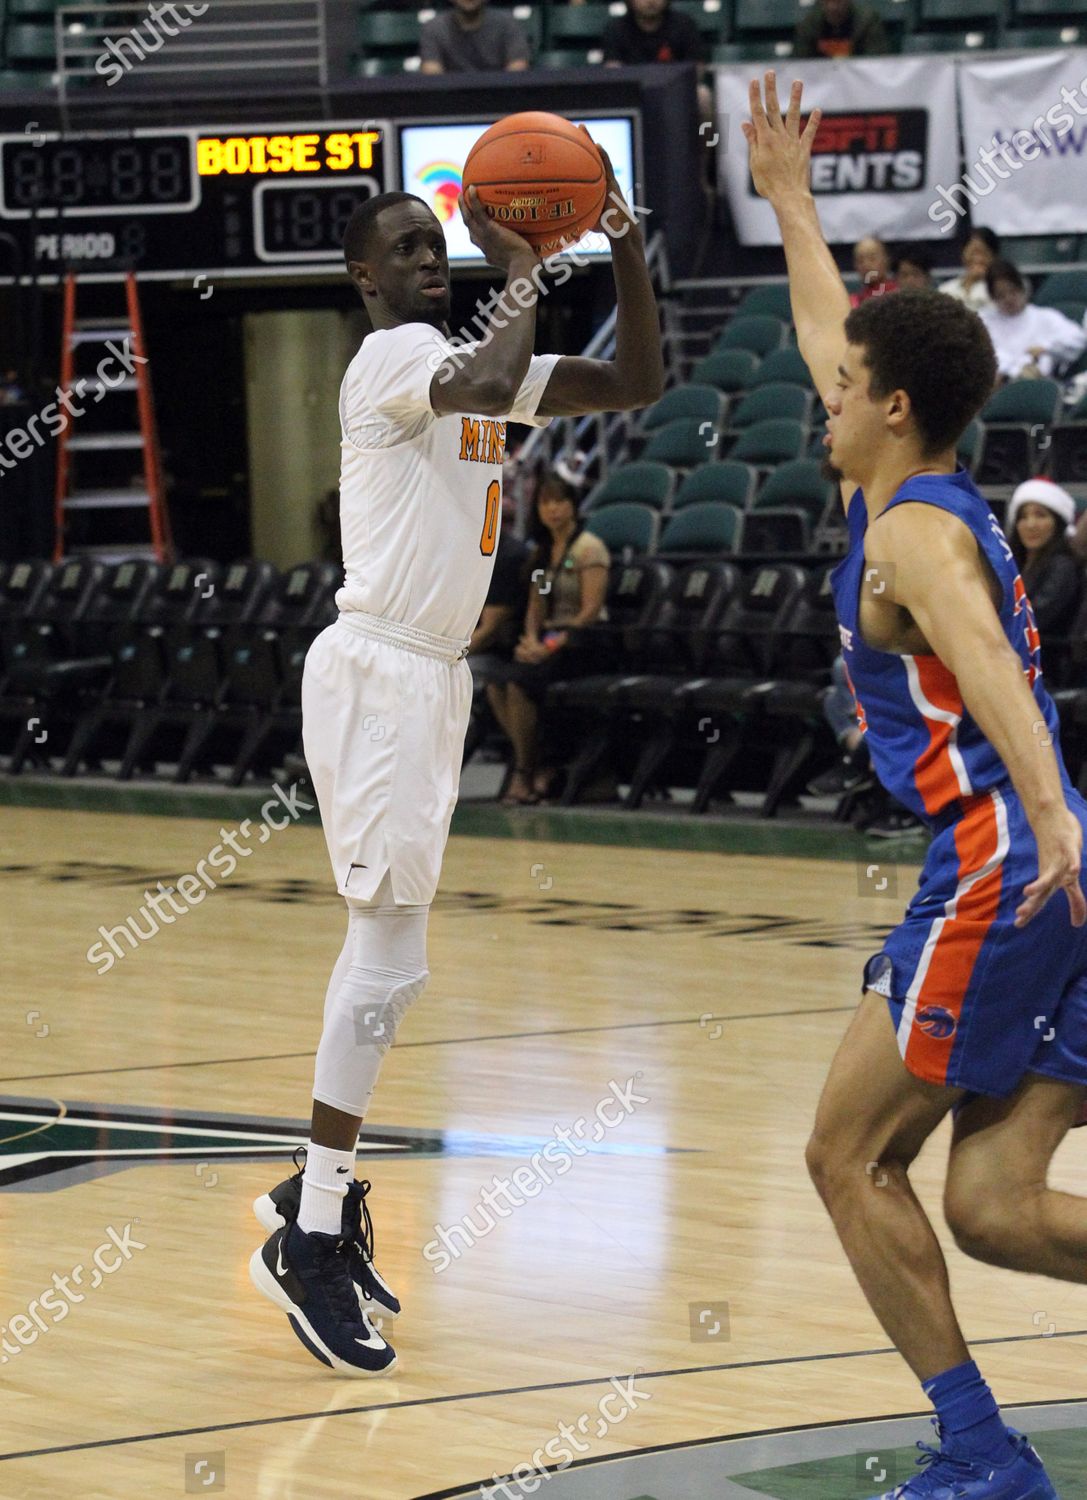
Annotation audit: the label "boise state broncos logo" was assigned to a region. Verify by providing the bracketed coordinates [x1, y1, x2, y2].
[916, 1005, 956, 1039]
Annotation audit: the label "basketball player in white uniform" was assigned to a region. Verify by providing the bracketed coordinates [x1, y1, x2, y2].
[249, 143, 663, 1373]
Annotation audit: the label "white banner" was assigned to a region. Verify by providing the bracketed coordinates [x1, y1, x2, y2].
[715, 57, 959, 247]
[956, 50, 1087, 237]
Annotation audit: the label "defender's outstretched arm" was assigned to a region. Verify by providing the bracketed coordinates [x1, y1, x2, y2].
[742, 72, 850, 396]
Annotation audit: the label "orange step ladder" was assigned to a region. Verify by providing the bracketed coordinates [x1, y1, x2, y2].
[53, 271, 173, 564]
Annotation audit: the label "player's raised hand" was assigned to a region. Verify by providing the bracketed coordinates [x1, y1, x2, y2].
[1015, 804, 1087, 928]
[458, 184, 539, 272]
[741, 71, 821, 205]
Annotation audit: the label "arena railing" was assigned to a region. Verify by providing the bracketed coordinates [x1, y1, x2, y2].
[55, 0, 328, 108]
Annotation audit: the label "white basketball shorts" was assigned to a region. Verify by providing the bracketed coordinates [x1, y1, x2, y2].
[301, 611, 473, 906]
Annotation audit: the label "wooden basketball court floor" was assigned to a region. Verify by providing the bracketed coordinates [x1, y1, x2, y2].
[2, 798, 1086, 1499]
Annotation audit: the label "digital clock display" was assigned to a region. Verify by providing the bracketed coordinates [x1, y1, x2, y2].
[1, 134, 195, 215]
[256, 178, 381, 261]
[0, 121, 390, 279]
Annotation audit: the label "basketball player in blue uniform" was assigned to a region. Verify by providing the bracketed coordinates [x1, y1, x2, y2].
[744, 74, 1087, 1498]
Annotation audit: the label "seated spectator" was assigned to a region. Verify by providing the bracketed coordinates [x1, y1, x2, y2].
[794, 0, 888, 58]
[466, 506, 529, 684]
[938, 227, 999, 312]
[808, 655, 870, 797]
[1007, 480, 1083, 662]
[421, 0, 529, 73]
[807, 656, 924, 836]
[603, 0, 713, 127]
[894, 244, 934, 292]
[980, 259, 1087, 381]
[850, 236, 896, 306]
[603, 0, 705, 64]
[486, 471, 610, 804]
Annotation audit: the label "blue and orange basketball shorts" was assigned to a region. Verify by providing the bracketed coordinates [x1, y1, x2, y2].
[863, 783, 1087, 1097]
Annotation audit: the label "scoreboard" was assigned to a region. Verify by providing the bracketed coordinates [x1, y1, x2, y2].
[0, 121, 389, 281]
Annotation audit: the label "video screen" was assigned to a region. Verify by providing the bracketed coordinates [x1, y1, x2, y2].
[397, 116, 638, 262]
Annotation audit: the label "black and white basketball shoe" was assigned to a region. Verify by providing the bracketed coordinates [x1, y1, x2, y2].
[253, 1150, 401, 1322]
[249, 1186, 398, 1376]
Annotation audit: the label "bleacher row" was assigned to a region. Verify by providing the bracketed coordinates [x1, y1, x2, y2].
[3, 0, 1087, 84]
[8, 542, 1087, 816]
[580, 275, 1087, 562]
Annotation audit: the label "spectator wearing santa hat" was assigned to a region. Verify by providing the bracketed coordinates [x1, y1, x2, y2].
[1007, 479, 1083, 674]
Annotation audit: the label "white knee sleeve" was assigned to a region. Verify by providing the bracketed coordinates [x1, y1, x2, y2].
[312, 881, 429, 1118]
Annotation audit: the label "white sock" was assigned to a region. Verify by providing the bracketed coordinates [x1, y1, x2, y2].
[297, 1140, 355, 1236]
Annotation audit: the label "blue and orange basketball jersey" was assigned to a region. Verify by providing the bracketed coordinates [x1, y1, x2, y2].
[831, 470, 1087, 1097]
[830, 468, 1070, 826]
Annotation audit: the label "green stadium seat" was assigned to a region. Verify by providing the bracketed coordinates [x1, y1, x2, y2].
[546, 4, 610, 41]
[727, 383, 812, 431]
[977, 378, 1062, 484]
[5, 23, 57, 61]
[1054, 301, 1087, 326]
[658, 503, 743, 556]
[712, 39, 793, 60]
[584, 503, 660, 555]
[736, 284, 793, 319]
[981, 377, 1062, 424]
[673, 462, 758, 511]
[534, 48, 599, 66]
[714, 315, 788, 357]
[643, 418, 721, 467]
[731, 418, 808, 466]
[9, 0, 62, 14]
[1013, 0, 1087, 17]
[639, 384, 727, 435]
[903, 29, 993, 48]
[1035, 271, 1087, 307]
[750, 348, 812, 388]
[733, 0, 798, 33]
[920, 0, 1004, 22]
[957, 418, 986, 475]
[355, 55, 409, 75]
[1002, 24, 1084, 45]
[868, 0, 917, 25]
[754, 459, 833, 521]
[358, 11, 421, 46]
[671, 0, 728, 38]
[584, 461, 675, 513]
[1002, 236, 1079, 267]
[690, 349, 761, 393]
[0, 67, 54, 87]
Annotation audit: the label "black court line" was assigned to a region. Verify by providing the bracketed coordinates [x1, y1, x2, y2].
[412, 1396, 1087, 1500]
[0, 1005, 856, 1086]
[2, 1327, 1084, 1465]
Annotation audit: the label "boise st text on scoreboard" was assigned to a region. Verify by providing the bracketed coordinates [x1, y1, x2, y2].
[0, 113, 638, 280]
[0, 123, 388, 279]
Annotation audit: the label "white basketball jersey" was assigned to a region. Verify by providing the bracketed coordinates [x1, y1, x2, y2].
[335, 322, 559, 642]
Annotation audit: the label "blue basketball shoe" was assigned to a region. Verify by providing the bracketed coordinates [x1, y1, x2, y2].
[249, 1185, 397, 1376]
[867, 1423, 1058, 1499]
[253, 1150, 401, 1323]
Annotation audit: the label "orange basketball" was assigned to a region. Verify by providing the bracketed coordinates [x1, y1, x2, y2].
[461, 112, 606, 257]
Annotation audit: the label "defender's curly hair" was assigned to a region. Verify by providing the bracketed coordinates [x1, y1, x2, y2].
[844, 290, 997, 457]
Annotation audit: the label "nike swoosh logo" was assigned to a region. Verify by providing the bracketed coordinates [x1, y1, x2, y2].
[355, 1325, 386, 1350]
[336, 1166, 350, 1174]
[276, 1243, 288, 1278]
